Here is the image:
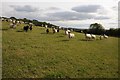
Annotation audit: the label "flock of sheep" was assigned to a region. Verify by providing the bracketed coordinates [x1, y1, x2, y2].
[84, 33, 108, 41]
[8, 19, 33, 32]
[1, 18, 108, 41]
[45, 26, 108, 41]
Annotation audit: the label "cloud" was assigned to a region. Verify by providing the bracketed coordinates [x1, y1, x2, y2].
[72, 5, 103, 13]
[47, 7, 60, 10]
[46, 11, 94, 21]
[94, 16, 110, 20]
[10, 5, 38, 12]
[112, 6, 118, 11]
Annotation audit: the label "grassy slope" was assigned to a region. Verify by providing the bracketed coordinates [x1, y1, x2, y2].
[2, 21, 119, 78]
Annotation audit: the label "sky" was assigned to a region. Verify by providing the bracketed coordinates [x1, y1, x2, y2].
[1, 0, 119, 29]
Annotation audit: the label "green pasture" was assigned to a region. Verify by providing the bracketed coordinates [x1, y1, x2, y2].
[2, 21, 119, 78]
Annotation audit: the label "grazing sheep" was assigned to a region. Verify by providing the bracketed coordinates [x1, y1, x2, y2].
[45, 25, 47, 28]
[65, 30, 70, 35]
[99, 35, 104, 40]
[23, 26, 29, 32]
[68, 32, 75, 38]
[9, 19, 12, 22]
[10, 23, 16, 29]
[57, 28, 59, 32]
[103, 34, 108, 39]
[46, 29, 49, 34]
[13, 20, 16, 24]
[85, 33, 91, 40]
[29, 25, 32, 30]
[29, 23, 33, 30]
[17, 21, 20, 24]
[52, 28, 57, 33]
[91, 34, 96, 39]
[10, 23, 14, 28]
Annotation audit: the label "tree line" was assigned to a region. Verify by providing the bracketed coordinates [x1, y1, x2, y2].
[74, 23, 120, 37]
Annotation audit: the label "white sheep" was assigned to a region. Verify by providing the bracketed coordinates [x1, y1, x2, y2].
[45, 25, 47, 28]
[65, 30, 70, 35]
[68, 32, 75, 38]
[85, 34, 91, 40]
[53, 28, 57, 33]
[91, 34, 96, 39]
[10, 23, 16, 29]
[103, 34, 108, 39]
[55, 29, 57, 32]
[99, 35, 104, 40]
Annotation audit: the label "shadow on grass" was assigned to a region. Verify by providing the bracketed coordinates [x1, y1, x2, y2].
[61, 39, 69, 42]
[0, 28, 9, 31]
[16, 30, 24, 32]
[41, 32, 54, 35]
[59, 35, 64, 37]
[79, 39, 100, 41]
[79, 39, 93, 41]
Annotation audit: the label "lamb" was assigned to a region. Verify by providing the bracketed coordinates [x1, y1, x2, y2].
[68, 32, 75, 38]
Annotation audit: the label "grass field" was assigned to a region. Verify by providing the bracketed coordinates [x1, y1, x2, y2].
[2, 21, 119, 78]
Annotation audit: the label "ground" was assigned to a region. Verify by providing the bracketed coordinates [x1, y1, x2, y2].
[1, 21, 119, 78]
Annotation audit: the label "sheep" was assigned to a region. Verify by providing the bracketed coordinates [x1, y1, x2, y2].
[103, 34, 108, 39]
[29, 23, 33, 30]
[91, 34, 96, 39]
[9, 19, 12, 22]
[10, 23, 16, 29]
[29, 25, 32, 30]
[85, 33, 91, 40]
[45, 25, 47, 28]
[52, 28, 57, 33]
[46, 29, 49, 34]
[65, 30, 70, 35]
[12, 20, 16, 24]
[23, 26, 29, 32]
[99, 34, 108, 40]
[85, 33, 97, 41]
[68, 32, 75, 38]
[17, 21, 20, 24]
[10, 23, 14, 28]
[99, 35, 104, 40]
[57, 28, 59, 32]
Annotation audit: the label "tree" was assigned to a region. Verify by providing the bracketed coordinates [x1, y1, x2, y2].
[10, 17, 16, 20]
[89, 23, 105, 35]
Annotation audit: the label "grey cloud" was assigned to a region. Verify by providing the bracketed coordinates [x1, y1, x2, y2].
[46, 11, 94, 21]
[72, 5, 102, 13]
[37, 11, 110, 21]
[95, 16, 110, 20]
[10, 5, 38, 12]
[48, 7, 60, 10]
